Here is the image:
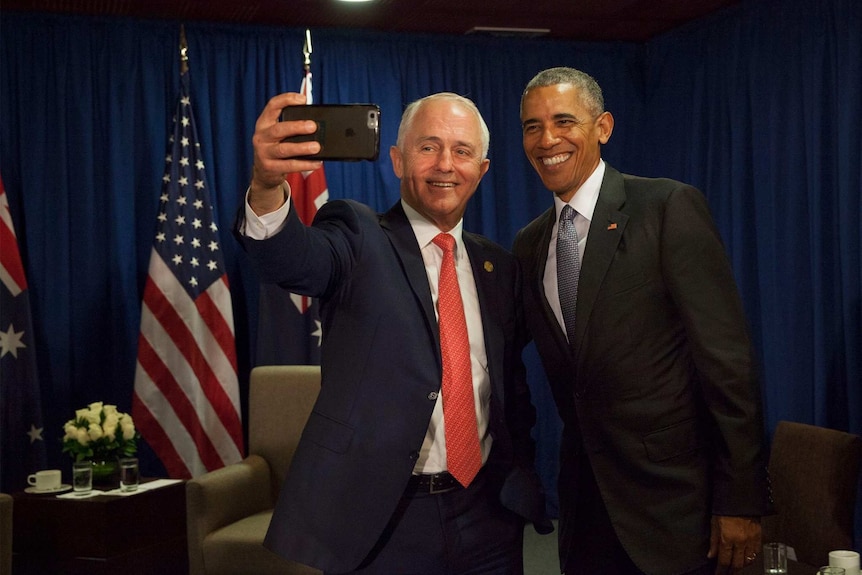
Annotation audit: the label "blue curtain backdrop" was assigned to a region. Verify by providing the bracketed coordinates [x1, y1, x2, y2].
[1, 0, 859, 544]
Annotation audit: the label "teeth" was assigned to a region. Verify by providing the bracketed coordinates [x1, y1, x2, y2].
[430, 182, 455, 188]
[542, 153, 570, 166]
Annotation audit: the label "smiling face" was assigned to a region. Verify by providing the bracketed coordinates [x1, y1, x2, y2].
[520, 83, 614, 203]
[390, 97, 490, 231]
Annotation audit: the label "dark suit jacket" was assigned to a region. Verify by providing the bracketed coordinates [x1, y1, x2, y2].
[513, 164, 770, 575]
[236, 199, 549, 572]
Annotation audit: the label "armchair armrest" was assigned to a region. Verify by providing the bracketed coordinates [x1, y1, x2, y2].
[186, 454, 275, 575]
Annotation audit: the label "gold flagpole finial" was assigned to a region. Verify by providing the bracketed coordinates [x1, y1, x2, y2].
[180, 24, 189, 74]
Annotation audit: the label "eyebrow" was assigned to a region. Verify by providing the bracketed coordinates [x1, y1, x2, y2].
[522, 113, 579, 127]
[416, 135, 478, 151]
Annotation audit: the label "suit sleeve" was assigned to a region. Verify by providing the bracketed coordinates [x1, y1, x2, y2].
[661, 185, 770, 515]
[234, 199, 366, 300]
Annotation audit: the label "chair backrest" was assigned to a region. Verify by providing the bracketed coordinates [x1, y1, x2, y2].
[248, 365, 321, 500]
[762, 420, 862, 566]
[0, 493, 11, 575]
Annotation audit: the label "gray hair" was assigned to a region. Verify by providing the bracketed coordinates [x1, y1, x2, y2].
[396, 92, 490, 160]
[521, 67, 605, 118]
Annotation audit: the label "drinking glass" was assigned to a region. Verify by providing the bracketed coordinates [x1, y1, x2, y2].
[119, 457, 139, 492]
[72, 461, 93, 494]
[763, 542, 787, 574]
[819, 568, 847, 575]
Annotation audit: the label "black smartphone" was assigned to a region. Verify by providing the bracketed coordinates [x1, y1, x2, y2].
[280, 104, 380, 161]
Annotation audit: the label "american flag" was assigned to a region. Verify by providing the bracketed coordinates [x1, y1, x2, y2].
[256, 68, 328, 365]
[132, 71, 243, 478]
[0, 176, 47, 492]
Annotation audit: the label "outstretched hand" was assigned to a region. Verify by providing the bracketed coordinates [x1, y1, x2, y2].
[708, 515, 762, 574]
[248, 92, 323, 215]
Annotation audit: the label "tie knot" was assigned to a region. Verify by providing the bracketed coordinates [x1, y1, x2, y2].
[560, 205, 576, 223]
[433, 233, 456, 253]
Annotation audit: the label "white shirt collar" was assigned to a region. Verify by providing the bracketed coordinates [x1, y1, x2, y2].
[401, 199, 466, 259]
[553, 159, 605, 223]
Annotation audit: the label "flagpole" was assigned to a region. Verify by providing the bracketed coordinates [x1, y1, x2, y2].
[303, 28, 312, 75]
[180, 24, 189, 75]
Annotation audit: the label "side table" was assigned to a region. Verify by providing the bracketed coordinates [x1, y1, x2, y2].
[12, 478, 188, 575]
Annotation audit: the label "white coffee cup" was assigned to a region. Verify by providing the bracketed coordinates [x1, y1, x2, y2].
[830, 550, 860, 575]
[27, 469, 62, 491]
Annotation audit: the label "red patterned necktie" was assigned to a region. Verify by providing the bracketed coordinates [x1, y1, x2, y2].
[432, 233, 482, 487]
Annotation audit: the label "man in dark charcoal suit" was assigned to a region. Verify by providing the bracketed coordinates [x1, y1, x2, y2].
[235, 91, 551, 574]
[512, 67, 771, 575]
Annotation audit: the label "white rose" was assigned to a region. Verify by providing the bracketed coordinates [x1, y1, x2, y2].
[75, 408, 89, 420]
[87, 423, 103, 441]
[103, 404, 119, 417]
[76, 428, 90, 445]
[63, 422, 78, 440]
[121, 419, 136, 440]
[85, 407, 101, 425]
[103, 415, 118, 440]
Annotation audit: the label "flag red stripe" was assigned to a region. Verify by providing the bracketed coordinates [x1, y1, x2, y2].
[135, 306, 226, 471]
[131, 389, 191, 479]
[196, 279, 238, 372]
[0, 204, 27, 293]
[142, 276, 243, 454]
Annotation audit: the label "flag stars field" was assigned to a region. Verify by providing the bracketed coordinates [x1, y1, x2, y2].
[0, 322, 26, 358]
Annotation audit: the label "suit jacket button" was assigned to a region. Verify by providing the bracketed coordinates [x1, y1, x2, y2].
[427, 391, 439, 400]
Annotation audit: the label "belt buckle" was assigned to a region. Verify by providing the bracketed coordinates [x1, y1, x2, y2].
[428, 473, 453, 494]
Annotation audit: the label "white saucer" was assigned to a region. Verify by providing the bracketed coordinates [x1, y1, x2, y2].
[25, 484, 72, 494]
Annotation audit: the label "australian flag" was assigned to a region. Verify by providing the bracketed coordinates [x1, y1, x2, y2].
[0, 176, 47, 493]
[256, 67, 327, 366]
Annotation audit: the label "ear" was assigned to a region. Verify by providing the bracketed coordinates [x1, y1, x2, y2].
[479, 158, 490, 180]
[389, 146, 403, 178]
[596, 111, 614, 145]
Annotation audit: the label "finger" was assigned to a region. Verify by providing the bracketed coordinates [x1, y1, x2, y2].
[257, 92, 308, 128]
[730, 545, 753, 569]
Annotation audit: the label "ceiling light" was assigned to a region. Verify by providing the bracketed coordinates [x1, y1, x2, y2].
[466, 26, 550, 37]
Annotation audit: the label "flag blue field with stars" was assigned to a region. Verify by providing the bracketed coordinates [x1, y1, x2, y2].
[0, 178, 48, 493]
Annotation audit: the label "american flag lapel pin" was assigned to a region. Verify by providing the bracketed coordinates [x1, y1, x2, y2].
[607, 222, 618, 230]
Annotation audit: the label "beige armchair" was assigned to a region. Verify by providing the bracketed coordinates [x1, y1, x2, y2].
[0, 492, 11, 575]
[186, 365, 322, 575]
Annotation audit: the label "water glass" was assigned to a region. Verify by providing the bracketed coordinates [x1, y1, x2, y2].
[119, 457, 139, 492]
[819, 568, 847, 575]
[72, 461, 93, 494]
[763, 542, 787, 574]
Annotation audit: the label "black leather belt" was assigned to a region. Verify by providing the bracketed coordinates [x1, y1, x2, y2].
[407, 471, 462, 495]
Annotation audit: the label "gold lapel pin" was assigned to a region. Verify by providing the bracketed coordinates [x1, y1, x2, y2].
[484, 261, 494, 272]
[607, 222, 618, 230]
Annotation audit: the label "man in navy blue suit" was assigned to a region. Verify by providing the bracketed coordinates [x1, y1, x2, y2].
[235, 91, 552, 574]
[512, 67, 771, 575]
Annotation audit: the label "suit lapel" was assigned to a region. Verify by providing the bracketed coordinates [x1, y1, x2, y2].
[531, 209, 572, 353]
[574, 166, 629, 356]
[463, 235, 503, 390]
[380, 202, 439, 343]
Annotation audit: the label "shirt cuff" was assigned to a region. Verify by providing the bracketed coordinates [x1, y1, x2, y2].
[242, 182, 291, 239]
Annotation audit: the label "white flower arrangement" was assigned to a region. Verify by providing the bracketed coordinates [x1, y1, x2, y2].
[61, 401, 139, 462]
